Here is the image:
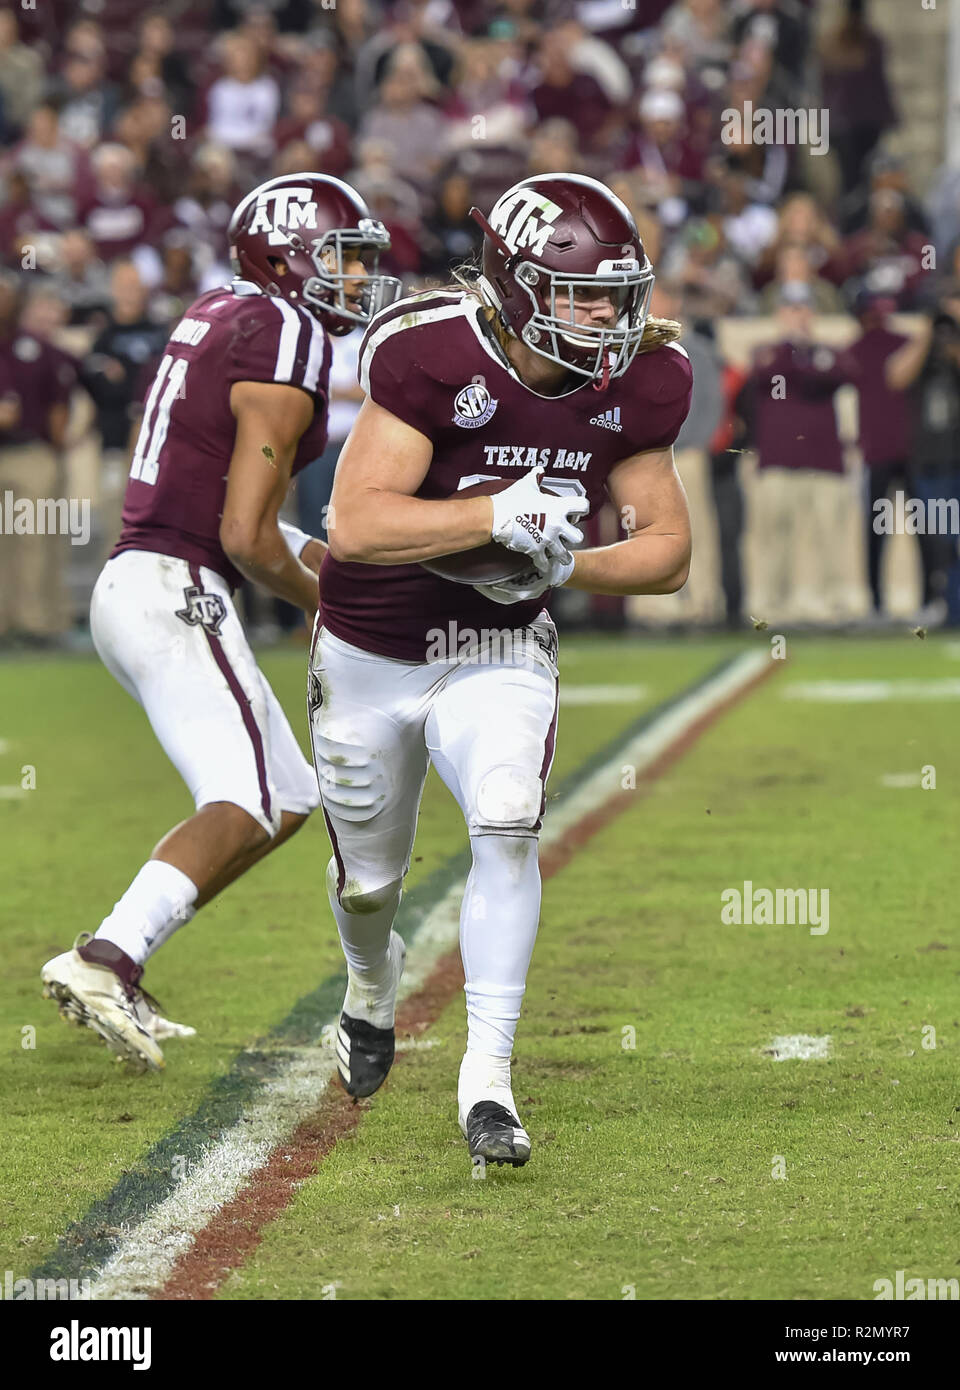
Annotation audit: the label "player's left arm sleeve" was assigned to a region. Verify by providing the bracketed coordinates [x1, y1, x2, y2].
[565, 446, 692, 596]
[623, 342, 694, 454]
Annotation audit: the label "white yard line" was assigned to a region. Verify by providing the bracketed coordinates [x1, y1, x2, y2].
[87, 649, 769, 1300]
[783, 679, 960, 702]
[763, 1035, 832, 1061]
[559, 684, 648, 705]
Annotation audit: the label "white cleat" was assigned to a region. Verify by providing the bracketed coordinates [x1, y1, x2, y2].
[132, 991, 197, 1041]
[41, 935, 165, 1073]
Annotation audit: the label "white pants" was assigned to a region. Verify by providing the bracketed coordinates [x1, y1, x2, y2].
[309, 618, 559, 907]
[91, 550, 319, 836]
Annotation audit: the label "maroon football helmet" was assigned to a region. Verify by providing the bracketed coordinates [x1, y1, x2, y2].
[228, 173, 401, 335]
[471, 174, 655, 388]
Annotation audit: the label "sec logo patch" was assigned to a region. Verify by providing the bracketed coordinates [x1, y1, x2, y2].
[453, 383, 498, 429]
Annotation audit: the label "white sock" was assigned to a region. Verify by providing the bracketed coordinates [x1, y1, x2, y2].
[328, 866, 403, 1028]
[460, 833, 541, 1057]
[95, 860, 198, 966]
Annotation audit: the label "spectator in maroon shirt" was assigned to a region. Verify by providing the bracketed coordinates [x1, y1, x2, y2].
[840, 190, 932, 309]
[748, 284, 859, 621]
[845, 289, 924, 617]
[620, 89, 704, 229]
[75, 143, 161, 265]
[0, 170, 55, 267]
[528, 26, 614, 154]
[0, 275, 77, 644]
[272, 80, 353, 178]
[820, 0, 896, 198]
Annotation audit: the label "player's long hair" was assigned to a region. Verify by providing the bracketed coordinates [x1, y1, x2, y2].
[450, 260, 682, 357]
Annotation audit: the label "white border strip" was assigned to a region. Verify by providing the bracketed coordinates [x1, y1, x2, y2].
[87, 649, 769, 1300]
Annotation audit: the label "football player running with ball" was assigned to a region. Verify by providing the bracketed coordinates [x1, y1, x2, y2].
[313, 174, 692, 1166]
[41, 174, 400, 1071]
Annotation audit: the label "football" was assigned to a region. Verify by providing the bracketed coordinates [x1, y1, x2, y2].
[419, 478, 537, 585]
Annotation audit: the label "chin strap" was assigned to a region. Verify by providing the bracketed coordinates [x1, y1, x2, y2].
[593, 350, 612, 392]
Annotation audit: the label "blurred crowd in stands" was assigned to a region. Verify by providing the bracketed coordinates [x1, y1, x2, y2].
[2, 0, 960, 644]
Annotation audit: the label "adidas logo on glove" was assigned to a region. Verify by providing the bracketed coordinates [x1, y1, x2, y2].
[515, 513, 546, 542]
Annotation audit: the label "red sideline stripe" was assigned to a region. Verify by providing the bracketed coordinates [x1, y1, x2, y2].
[154, 654, 777, 1301]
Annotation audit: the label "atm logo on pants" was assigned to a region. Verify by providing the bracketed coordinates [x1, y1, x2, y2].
[175, 585, 227, 636]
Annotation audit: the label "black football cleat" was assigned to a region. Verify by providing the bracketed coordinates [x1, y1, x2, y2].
[335, 931, 405, 1099]
[335, 1013, 396, 1099]
[464, 1100, 532, 1168]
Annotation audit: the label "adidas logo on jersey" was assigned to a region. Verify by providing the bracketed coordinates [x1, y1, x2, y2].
[589, 407, 622, 432]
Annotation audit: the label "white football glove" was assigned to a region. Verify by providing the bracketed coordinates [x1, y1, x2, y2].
[490, 467, 588, 568]
[475, 548, 576, 605]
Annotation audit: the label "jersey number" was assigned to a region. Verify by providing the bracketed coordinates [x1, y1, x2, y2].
[129, 355, 189, 485]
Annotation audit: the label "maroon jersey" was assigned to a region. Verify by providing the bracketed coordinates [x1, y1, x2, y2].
[0, 332, 77, 444]
[113, 281, 332, 588]
[749, 340, 856, 474]
[846, 326, 910, 466]
[320, 290, 692, 661]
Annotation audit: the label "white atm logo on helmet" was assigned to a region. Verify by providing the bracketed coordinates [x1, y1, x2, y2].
[489, 188, 563, 257]
[247, 186, 318, 245]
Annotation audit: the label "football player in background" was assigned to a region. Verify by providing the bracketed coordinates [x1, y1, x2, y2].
[312, 174, 693, 1166]
[41, 173, 400, 1071]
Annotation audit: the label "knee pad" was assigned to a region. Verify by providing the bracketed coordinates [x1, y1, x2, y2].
[473, 764, 543, 833]
[327, 857, 402, 915]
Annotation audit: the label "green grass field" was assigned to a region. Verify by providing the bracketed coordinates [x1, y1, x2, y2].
[2, 632, 958, 1300]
